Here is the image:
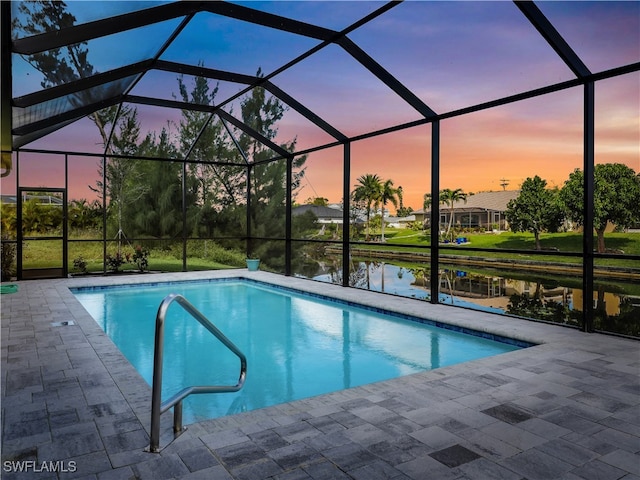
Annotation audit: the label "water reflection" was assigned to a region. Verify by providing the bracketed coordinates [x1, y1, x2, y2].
[311, 258, 640, 337]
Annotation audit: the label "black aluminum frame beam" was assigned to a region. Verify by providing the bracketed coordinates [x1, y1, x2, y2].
[215, 108, 290, 159]
[209, 4, 439, 122]
[12, 60, 153, 108]
[13, 2, 428, 146]
[221, 117, 251, 165]
[13, 57, 347, 144]
[155, 60, 257, 86]
[125, 94, 289, 158]
[515, 0, 591, 78]
[341, 142, 351, 287]
[1, 1, 11, 153]
[13, 85, 285, 159]
[257, 83, 348, 142]
[13, 118, 79, 149]
[12, 96, 122, 137]
[286, 62, 638, 160]
[155, 60, 348, 141]
[337, 37, 437, 119]
[200, 2, 336, 41]
[20, 60, 634, 158]
[12, 2, 202, 55]
[103, 13, 196, 157]
[430, 121, 440, 304]
[12, 0, 337, 57]
[285, 156, 293, 275]
[583, 82, 595, 331]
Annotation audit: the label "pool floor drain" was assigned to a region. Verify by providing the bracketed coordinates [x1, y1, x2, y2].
[51, 321, 75, 327]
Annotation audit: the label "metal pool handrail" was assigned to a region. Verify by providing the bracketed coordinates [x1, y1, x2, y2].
[148, 293, 247, 453]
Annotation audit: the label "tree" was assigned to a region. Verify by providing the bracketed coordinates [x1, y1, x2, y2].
[243, 95, 300, 198]
[396, 186, 413, 217]
[89, 109, 149, 252]
[176, 71, 241, 210]
[68, 198, 101, 231]
[397, 206, 414, 217]
[423, 193, 432, 212]
[440, 188, 467, 239]
[421, 193, 433, 230]
[174, 72, 241, 239]
[236, 73, 308, 262]
[352, 174, 382, 241]
[379, 179, 399, 242]
[128, 128, 193, 239]
[1, 203, 17, 236]
[559, 164, 640, 253]
[505, 176, 564, 250]
[306, 197, 329, 206]
[349, 197, 366, 240]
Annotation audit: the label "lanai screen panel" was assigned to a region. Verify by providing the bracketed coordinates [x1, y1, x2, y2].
[349, 1, 577, 114]
[7, 1, 640, 154]
[10, 1, 171, 36]
[271, 43, 425, 138]
[12, 17, 185, 96]
[536, 1, 640, 73]
[159, 10, 323, 80]
[229, 1, 385, 30]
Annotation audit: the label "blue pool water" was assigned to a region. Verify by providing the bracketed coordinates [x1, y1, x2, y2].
[72, 279, 525, 424]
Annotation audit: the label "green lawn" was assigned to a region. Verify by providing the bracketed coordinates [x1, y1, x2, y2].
[355, 229, 640, 269]
[18, 237, 245, 274]
[9, 229, 640, 274]
[382, 229, 639, 253]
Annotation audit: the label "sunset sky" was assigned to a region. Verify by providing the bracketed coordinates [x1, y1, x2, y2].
[6, 1, 639, 211]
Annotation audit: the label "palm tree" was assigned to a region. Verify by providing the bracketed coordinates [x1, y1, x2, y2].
[379, 179, 399, 242]
[423, 193, 432, 211]
[440, 188, 467, 239]
[422, 193, 433, 230]
[353, 174, 382, 241]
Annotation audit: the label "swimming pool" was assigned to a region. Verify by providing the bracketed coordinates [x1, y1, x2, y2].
[72, 278, 526, 424]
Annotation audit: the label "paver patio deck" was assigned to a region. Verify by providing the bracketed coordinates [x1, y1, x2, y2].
[1, 270, 638, 479]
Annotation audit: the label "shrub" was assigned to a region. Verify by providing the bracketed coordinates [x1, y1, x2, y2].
[1, 236, 16, 281]
[409, 221, 423, 231]
[73, 256, 88, 274]
[132, 245, 150, 272]
[105, 252, 130, 273]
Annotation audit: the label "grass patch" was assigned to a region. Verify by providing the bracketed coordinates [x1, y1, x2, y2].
[9, 229, 640, 274]
[17, 237, 247, 274]
[384, 229, 640, 253]
[358, 230, 640, 269]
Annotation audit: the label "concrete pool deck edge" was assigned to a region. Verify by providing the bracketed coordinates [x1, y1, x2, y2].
[1, 270, 638, 479]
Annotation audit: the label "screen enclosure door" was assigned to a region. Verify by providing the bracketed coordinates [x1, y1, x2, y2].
[17, 187, 68, 280]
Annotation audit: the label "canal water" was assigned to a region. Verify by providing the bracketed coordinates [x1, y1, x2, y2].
[311, 259, 640, 337]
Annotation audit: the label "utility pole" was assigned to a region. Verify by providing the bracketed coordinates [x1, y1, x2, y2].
[499, 178, 509, 191]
